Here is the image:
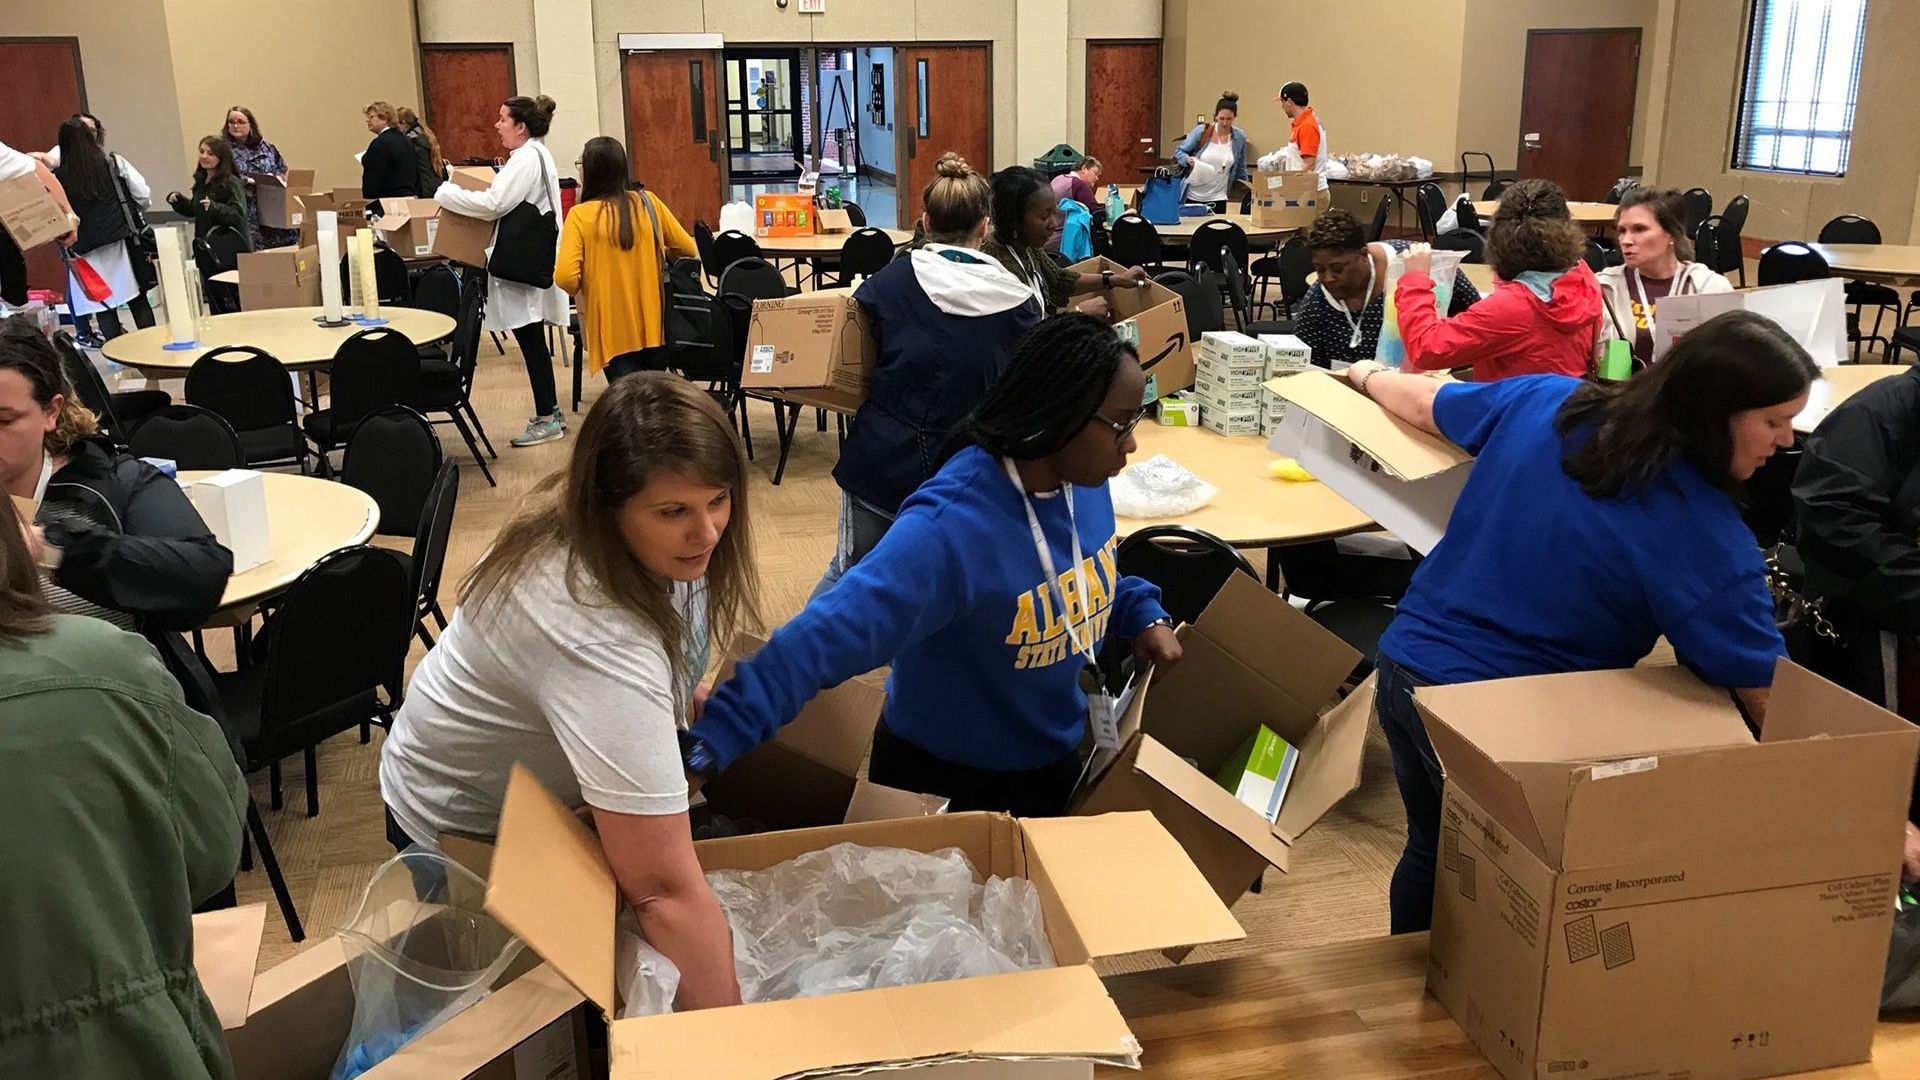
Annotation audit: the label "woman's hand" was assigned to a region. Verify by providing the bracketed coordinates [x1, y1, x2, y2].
[691, 682, 711, 724]
[1133, 623, 1183, 671]
[1403, 248, 1432, 278]
[1343, 359, 1385, 391]
[1119, 265, 1150, 288]
[1077, 294, 1112, 318]
[198, 197, 211, 210]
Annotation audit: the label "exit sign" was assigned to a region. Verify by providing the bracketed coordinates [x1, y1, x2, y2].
[797, 0, 825, 11]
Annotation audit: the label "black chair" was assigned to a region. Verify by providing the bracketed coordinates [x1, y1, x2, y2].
[1481, 178, 1512, 202]
[407, 264, 461, 363]
[1154, 269, 1225, 341]
[833, 228, 895, 285]
[1699, 194, 1749, 285]
[147, 629, 303, 941]
[1275, 538, 1419, 681]
[1819, 215, 1899, 358]
[1109, 213, 1163, 271]
[1365, 195, 1392, 243]
[185, 346, 312, 474]
[1682, 188, 1713, 240]
[302, 328, 424, 472]
[1433, 228, 1486, 264]
[720, 258, 809, 475]
[210, 546, 413, 816]
[696, 292, 756, 457]
[1220, 257, 1253, 329]
[1757, 242, 1829, 287]
[389, 461, 460, 648]
[372, 245, 411, 304]
[1116, 526, 1259, 626]
[416, 282, 496, 486]
[1458, 151, 1495, 199]
[709, 231, 763, 286]
[1275, 237, 1315, 318]
[1582, 240, 1608, 272]
[1187, 219, 1248, 276]
[192, 238, 242, 315]
[126, 404, 245, 471]
[205, 226, 249, 273]
[1414, 182, 1448, 240]
[718, 256, 792, 302]
[693, 220, 718, 286]
[840, 201, 868, 227]
[341, 407, 443, 539]
[54, 330, 166, 442]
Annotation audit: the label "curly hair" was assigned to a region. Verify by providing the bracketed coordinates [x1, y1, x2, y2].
[1306, 209, 1367, 253]
[1486, 178, 1586, 280]
[0, 316, 98, 456]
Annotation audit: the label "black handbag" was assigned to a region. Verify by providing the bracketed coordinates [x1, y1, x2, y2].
[108, 154, 159, 292]
[486, 146, 558, 288]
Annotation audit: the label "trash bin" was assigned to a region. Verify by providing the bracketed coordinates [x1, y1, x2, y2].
[1031, 144, 1084, 178]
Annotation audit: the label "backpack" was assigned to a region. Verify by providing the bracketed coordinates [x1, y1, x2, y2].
[663, 256, 720, 372]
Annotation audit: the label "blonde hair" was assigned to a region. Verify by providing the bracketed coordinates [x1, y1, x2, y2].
[922, 153, 991, 245]
[364, 101, 399, 126]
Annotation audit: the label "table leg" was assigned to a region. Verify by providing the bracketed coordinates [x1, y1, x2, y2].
[772, 402, 805, 486]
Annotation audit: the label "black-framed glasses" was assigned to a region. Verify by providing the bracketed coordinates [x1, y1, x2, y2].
[1090, 407, 1146, 446]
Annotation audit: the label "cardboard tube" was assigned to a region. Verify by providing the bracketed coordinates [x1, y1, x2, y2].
[317, 212, 344, 322]
[153, 225, 195, 345]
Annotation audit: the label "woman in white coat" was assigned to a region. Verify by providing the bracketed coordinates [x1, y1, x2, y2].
[434, 94, 570, 447]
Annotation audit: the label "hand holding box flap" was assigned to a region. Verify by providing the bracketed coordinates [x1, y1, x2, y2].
[1020, 812, 1244, 962]
[1265, 370, 1469, 481]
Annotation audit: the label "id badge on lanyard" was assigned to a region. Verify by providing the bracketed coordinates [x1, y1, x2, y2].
[1002, 457, 1120, 752]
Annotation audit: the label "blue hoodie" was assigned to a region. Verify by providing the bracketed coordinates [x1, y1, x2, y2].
[833, 246, 1040, 514]
[693, 445, 1170, 772]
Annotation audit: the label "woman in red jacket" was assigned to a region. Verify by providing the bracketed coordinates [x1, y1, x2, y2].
[1395, 179, 1601, 380]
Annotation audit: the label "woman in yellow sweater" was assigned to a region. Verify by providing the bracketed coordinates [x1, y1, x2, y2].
[554, 136, 699, 380]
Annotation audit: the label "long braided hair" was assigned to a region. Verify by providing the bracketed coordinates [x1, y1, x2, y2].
[958, 313, 1134, 460]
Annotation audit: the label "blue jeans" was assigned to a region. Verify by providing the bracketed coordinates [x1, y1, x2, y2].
[1376, 652, 1446, 934]
[809, 491, 897, 600]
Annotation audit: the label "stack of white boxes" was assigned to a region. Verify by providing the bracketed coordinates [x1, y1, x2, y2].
[1258, 333, 1314, 436]
[1194, 331, 1268, 436]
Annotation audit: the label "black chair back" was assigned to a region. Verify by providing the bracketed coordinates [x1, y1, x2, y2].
[1219, 257, 1253, 328]
[1455, 199, 1482, 234]
[126, 404, 244, 471]
[1582, 240, 1608, 272]
[1481, 178, 1513, 202]
[341, 407, 443, 538]
[1366, 195, 1392, 243]
[206, 226, 249, 272]
[1433, 228, 1486, 264]
[1682, 188, 1713, 239]
[1116, 526, 1259, 627]
[411, 461, 461, 622]
[1154, 269, 1224, 340]
[448, 279, 488, 393]
[1109, 213, 1163, 270]
[841, 202, 868, 228]
[1757, 242, 1830, 287]
[186, 346, 298, 433]
[1186, 219, 1248, 275]
[1817, 215, 1881, 246]
[1415, 183, 1448, 239]
[52, 332, 123, 440]
[372, 246, 411, 304]
[1722, 193, 1750, 237]
[330, 328, 425, 428]
[1277, 237, 1315, 313]
[718, 256, 791, 301]
[257, 546, 413, 744]
[693, 220, 717, 281]
[838, 228, 895, 281]
[409, 263, 460, 318]
[710, 231, 763, 281]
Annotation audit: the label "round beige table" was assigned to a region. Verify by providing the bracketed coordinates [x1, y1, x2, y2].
[1471, 200, 1616, 226]
[180, 470, 379, 622]
[1795, 364, 1906, 434]
[1153, 214, 1295, 246]
[755, 229, 914, 258]
[1121, 423, 1373, 547]
[101, 307, 456, 376]
[1808, 243, 1920, 287]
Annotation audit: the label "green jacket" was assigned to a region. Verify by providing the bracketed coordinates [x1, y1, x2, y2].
[982, 234, 1077, 314]
[0, 616, 247, 1080]
[172, 175, 250, 244]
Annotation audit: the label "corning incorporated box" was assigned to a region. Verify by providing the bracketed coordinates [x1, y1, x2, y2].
[1266, 368, 1471, 554]
[740, 288, 874, 407]
[251, 169, 315, 230]
[1415, 660, 1920, 1080]
[372, 197, 441, 258]
[235, 245, 320, 311]
[485, 766, 1245, 1079]
[1068, 256, 1194, 397]
[0, 173, 70, 251]
[1077, 573, 1373, 910]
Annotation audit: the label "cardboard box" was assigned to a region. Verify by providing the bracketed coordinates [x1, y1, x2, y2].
[1077, 573, 1375, 909]
[1196, 330, 1267, 367]
[755, 192, 815, 237]
[0, 173, 70, 251]
[448, 165, 497, 192]
[1416, 660, 1920, 1080]
[485, 765, 1245, 1078]
[816, 207, 854, 233]
[1214, 726, 1299, 824]
[185, 470, 270, 572]
[1249, 169, 1328, 230]
[235, 245, 320, 311]
[252, 169, 315, 230]
[372, 197, 441, 258]
[1259, 333, 1313, 374]
[1266, 369, 1471, 554]
[192, 903, 268, 1030]
[1200, 410, 1261, 437]
[294, 193, 368, 250]
[740, 288, 874, 406]
[432, 209, 494, 269]
[1068, 256, 1194, 397]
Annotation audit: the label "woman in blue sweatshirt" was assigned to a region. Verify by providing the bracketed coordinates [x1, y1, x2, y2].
[814, 152, 1039, 596]
[687, 314, 1182, 815]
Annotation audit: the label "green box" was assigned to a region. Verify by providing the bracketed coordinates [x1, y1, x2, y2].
[1213, 724, 1301, 823]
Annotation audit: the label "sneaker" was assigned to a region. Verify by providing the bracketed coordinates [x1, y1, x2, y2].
[74, 330, 105, 349]
[509, 414, 565, 447]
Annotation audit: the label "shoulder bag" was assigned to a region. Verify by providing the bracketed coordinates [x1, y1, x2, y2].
[486, 145, 558, 288]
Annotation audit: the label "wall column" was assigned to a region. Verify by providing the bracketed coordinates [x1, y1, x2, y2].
[531, 0, 598, 178]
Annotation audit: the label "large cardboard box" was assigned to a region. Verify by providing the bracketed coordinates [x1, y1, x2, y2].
[1415, 660, 1920, 1080]
[485, 765, 1245, 1078]
[448, 165, 497, 192]
[294, 192, 368, 250]
[1068, 255, 1195, 398]
[0, 173, 70, 251]
[252, 169, 315, 230]
[1248, 169, 1328, 230]
[235, 245, 320, 311]
[1077, 573, 1374, 909]
[1266, 368, 1471, 554]
[754, 191, 814, 237]
[372, 197, 441, 258]
[739, 287, 874, 407]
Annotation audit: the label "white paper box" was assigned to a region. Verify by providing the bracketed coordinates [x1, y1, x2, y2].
[1653, 278, 1847, 366]
[187, 470, 271, 572]
[1259, 333, 1313, 373]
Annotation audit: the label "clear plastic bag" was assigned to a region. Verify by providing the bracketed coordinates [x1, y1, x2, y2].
[1112, 453, 1220, 518]
[615, 911, 683, 1019]
[1377, 245, 1468, 369]
[329, 847, 524, 1080]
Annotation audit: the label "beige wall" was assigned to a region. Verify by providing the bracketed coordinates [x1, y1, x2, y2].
[417, 0, 539, 97]
[0, 2, 187, 194]
[161, 0, 421, 191]
[1653, 0, 1920, 244]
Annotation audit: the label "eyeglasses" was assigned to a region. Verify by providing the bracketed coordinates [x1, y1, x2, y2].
[1090, 407, 1146, 446]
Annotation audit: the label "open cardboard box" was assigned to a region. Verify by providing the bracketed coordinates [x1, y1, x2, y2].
[1076, 573, 1374, 909]
[486, 765, 1244, 1079]
[1416, 660, 1920, 1080]
[1248, 169, 1328, 230]
[739, 287, 874, 408]
[816, 207, 854, 234]
[252, 168, 315, 230]
[1266, 369, 1471, 554]
[372, 197, 442, 259]
[0, 173, 71, 250]
[1068, 256, 1194, 398]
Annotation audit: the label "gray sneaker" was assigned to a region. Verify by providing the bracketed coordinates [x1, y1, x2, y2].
[510, 413, 565, 447]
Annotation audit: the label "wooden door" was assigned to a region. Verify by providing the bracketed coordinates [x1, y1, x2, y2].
[421, 45, 515, 166]
[898, 45, 990, 225]
[0, 38, 85, 294]
[623, 50, 726, 228]
[1085, 41, 1160, 182]
[1517, 29, 1641, 201]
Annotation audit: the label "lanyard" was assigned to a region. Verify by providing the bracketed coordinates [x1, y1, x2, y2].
[33, 452, 52, 503]
[1002, 457, 1096, 669]
[1010, 246, 1049, 315]
[1322, 245, 1377, 349]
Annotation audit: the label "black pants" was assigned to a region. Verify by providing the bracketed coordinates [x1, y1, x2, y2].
[606, 346, 671, 382]
[0, 228, 25, 306]
[511, 321, 557, 416]
[1376, 652, 1444, 934]
[867, 722, 1083, 818]
[90, 294, 156, 339]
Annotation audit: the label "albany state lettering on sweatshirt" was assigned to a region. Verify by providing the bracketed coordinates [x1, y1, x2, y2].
[1004, 537, 1122, 670]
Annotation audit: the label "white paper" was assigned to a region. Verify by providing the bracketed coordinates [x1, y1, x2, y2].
[317, 211, 344, 321]
[1653, 278, 1847, 367]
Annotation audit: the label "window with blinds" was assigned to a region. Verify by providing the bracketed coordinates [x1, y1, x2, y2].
[1732, 0, 1869, 176]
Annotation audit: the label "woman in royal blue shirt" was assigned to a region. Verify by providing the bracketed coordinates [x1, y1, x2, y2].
[1346, 310, 1816, 933]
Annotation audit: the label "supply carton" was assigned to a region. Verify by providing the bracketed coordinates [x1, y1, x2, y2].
[235, 245, 320, 311]
[816, 207, 854, 233]
[448, 165, 497, 192]
[1266, 368, 1471, 553]
[1077, 573, 1374, 909]
[370, 197, 441, 258]
[1068, 256, 1194, 397]
[294, 192, 367, 249]
[739, 287, 874, 407]
[485, 765, 1246, 1078]
[1194, 371, 1264, 403]
[432, 208, 494, 268]
[185, 470, 270, 572]
[0, 173, 70, 250]
[755, 191, 815, 237]
[1214, 726, 1300, 824]
[1259, 333, 1312, 374]
[1156, 393, 1199, 427]
[1200, 408, 1261, 437]
[1195, 330, 1267, 368]
[1415, 660, 1920, 1080]
[251, 169, 315, 230]
[1248, 169, 1327, 231]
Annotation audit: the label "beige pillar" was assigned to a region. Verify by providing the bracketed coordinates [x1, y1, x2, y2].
[531, 0, 599, 178]
[1015, 0, 1072, 160]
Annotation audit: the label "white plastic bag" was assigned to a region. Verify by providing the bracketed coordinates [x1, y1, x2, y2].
[1322, 158, 1349, 180]
[1255, 148, 1287, 171]
[1111, 454, 1220, 518]
[718, 200, 756, 235]
[1435, 208, 1458, 235]
[1408, 156, 1434, 178]
[615, 913, 683, 1019]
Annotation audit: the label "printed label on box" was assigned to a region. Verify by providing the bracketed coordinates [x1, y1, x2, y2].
[750, 344, 777, 374]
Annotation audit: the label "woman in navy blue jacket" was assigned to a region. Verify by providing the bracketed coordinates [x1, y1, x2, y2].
[812, 153, 1040, 595]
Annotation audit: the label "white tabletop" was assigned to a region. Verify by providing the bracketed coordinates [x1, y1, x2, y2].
[1153, 214, 1296, 245]
[1808, 244, 1920, 286]
[1794, 365, 1907, 434]
[101, 307, 456, 374]
[756, 229, 914, 257]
